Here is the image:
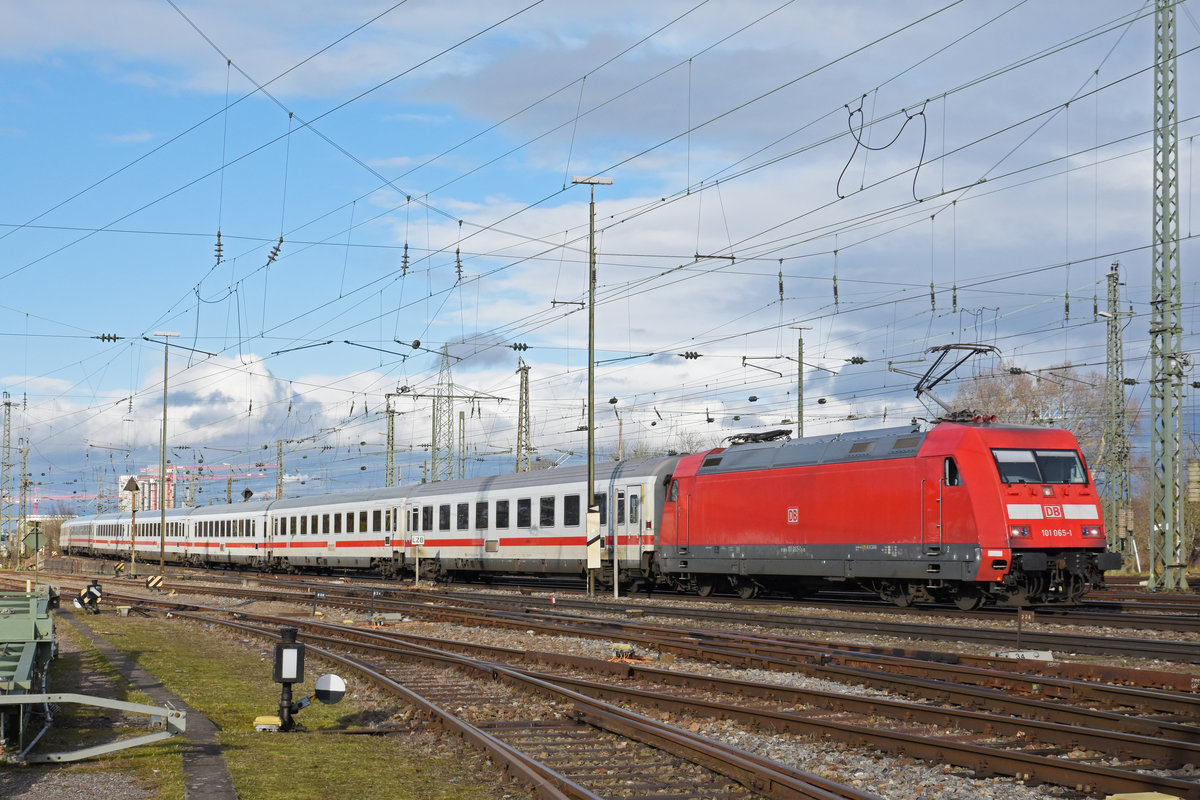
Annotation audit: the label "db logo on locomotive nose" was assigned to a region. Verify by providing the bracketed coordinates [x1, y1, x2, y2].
[787, 507, 800, 525]
[1043, 505, 1064, 518]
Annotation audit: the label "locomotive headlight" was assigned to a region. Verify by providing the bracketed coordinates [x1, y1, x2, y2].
[1081, 525, 1103, 538]
[1008, 525, 1031, 538]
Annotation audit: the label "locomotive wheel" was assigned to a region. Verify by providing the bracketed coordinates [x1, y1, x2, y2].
[695, 576, 716, 597]
[880, 582, 913, 608]
[953, 590, 984, 611]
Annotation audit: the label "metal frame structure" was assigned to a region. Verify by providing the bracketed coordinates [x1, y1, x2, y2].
[432, 346, 456, 482]
[516, 359, 532, 472]
[1099, 263, 1133, 556]
[1149, 0, 1187, 590]
[0, 693, 185, 763]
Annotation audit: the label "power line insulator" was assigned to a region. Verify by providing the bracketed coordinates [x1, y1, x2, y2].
[510, 343, 528, 351]
[847, 356, 867, 364]
[267, 236, 283, 265]
[681, 351, 701, 360]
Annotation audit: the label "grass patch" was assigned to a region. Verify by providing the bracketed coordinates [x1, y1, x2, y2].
[66, 611, 527, 800]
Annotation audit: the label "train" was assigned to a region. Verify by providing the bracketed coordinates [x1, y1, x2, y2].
[61, 420, 1122, 608]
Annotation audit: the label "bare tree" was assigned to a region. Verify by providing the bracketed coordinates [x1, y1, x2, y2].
[950, 362, 1120, 464]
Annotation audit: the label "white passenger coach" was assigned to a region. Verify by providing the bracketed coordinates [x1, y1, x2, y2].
[61, 457, 676, 586]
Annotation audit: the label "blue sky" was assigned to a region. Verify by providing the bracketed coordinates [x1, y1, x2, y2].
[0, 0, 1195, 511]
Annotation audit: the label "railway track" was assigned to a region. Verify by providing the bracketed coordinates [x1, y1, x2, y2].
[178, 609, 885, 800]
[19, 570, 1200, 799]
[136, 600, 1200, 799]
[47, 556, 1200, 635]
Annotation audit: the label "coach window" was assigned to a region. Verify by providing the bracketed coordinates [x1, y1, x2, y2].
[439, 504, 451, 531]
[311, 515, 319, 535]
[300, 516, 307, 535]
[476, 501, 488, 530]
[456, 503, 469, 531]
[373, 509, 382, 532]
[495, 500, 510, 529]
[410, 507, 419, 532]
[540, 496, 555, 528]
[564, 495, 580, 526]
[594, 492, 608, 525]
[617, 491, 626, 524]
[322, 514, 330, 534]
[944, 457, 962, 486]
[334, 513, 342, 534]
[630, 495, 640, 525]
[516, 498, 531, 528]
[359, 511, 369, 532]
[421, 506, 432, 532]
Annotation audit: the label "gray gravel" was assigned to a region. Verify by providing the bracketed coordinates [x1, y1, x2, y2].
[0, 771, 156, 800]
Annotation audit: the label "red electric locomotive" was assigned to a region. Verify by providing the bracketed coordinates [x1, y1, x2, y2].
[654, 421, 1120, 607]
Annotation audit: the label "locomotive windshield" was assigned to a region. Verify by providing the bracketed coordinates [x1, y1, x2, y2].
[991, 449, 1088, 485]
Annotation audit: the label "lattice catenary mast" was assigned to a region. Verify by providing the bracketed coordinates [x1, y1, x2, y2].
[1149, 0, 1187, 590]
[516, 359, 532, 471]
[1098, 263, 1133, 556]
[1, 393, 12, 552]
[431, 346, 457, 482]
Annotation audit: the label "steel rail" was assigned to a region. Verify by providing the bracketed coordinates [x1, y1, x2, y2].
[166, 607, 1200, 800]
[168, 608, 884, 800]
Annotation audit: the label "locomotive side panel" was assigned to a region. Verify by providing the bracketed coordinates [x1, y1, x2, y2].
[659, 453, 985, 585]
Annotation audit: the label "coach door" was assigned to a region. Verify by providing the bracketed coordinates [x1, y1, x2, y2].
[613, 485, 641, 564]
[920, 477, 942, 555]
[674, 481, 691, 553]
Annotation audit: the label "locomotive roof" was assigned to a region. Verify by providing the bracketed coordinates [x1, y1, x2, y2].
[698, 425, 928, 475]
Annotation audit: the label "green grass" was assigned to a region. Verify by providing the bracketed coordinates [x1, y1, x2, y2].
[51, 612, 530, 800]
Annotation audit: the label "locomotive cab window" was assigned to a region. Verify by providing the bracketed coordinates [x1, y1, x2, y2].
[667, 480, 679, 502]
[944, 457, 961, 486]
[992, 449, 1087, 485]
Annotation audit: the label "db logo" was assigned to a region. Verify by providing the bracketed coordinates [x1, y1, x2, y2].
[1043, 505, 1063, 519]
[787, 507, 800, 525]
